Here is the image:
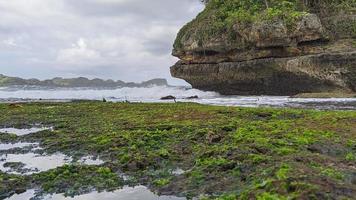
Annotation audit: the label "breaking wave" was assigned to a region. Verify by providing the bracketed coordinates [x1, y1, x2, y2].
[0, 86, 355, 110]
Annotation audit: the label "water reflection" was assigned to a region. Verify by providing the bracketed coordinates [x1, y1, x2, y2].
[0, 152, 70, 174]
[6, 186, 186, 200]
[0, 142, 38, 150]
[0, 127, 52, 136]
[0, 141, 104, 175]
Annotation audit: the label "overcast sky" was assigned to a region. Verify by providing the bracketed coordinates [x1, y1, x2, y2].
[0, 0, 204, 85]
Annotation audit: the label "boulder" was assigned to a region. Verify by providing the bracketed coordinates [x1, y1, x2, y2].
[160, 95, 176, 100]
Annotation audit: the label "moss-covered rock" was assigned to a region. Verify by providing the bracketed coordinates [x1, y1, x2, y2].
[171, 0, 356, 95]
[1, 102, 356, 199]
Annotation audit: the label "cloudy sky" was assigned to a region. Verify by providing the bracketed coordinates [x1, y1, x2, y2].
[0, 0, 204, 85]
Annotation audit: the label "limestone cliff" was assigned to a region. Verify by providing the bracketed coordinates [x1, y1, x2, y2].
[171, 0, 356, 95]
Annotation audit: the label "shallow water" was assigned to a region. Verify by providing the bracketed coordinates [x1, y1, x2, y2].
[0, 127, 52, 136]
[0, 152, 70, 174]
[187, 96, 356, 110]
[0, 86, 355, 110]
[6, 186, 186, 200]
[0, 141, 104, 174]
[0, 153, 104, 175]
[0, 86, 216, 102]
[0, 142, 38, 150]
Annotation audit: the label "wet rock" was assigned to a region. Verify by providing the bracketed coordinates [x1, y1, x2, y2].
[14, 188, 26, 194]
[3, 162, 26, 168]
[2, 162, 36, 174]
[255, 112, 273, 119]
[307, 143, 347, 157]
[185, 95, 199, 99]
[206, 131, 222, 143]
[126, 160, 146, 171]
[160, 95, 176, 100]
[8, 104, 23, 109]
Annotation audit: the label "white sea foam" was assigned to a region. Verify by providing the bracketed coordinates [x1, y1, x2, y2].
[0, 86, 355, 110]
[0, 86, 217, 101]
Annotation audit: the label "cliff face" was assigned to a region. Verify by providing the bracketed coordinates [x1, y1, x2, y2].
[171, 0, 356, 95]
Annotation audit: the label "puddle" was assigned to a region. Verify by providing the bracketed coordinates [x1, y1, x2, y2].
[0, 127, 53, 136]
[0, 153, 105, 175]
[0, 153, 70, 175]
[0, 142, 38, 150]
[5, 186, 186, 200]
[4, 190, 35, 200]
[0, 142, 104, 174]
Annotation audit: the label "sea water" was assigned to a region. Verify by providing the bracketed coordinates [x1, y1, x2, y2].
[0, 86, 355, 110]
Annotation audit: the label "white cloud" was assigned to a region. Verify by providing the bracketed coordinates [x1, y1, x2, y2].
[0, 0, 204, 84]
[57, 38, 101, 67]
[3, 38, 17, 47]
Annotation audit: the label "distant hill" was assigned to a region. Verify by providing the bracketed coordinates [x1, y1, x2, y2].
[0, 74, 169, 88]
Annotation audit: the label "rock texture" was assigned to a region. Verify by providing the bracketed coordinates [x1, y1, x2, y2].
[171, 0, 356, 95]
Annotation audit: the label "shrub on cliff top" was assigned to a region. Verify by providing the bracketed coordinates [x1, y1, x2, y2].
[174, 0, 355, 49]
[174, 0, 305, 49]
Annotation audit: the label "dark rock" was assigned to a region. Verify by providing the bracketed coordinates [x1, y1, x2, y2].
[2, 162, 35, 174]
[160, 95, 176, 100]
[3, 162, 26, 169]
[185, 95, 199, 99]
[307, 143, 348, 157]
[206, 131, 222, 143]
[14, 188, 26, 194]
[171, 51, 356, 95]
[8, 104, 23, 109]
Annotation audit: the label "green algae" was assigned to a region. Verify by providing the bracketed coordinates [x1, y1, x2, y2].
[0, 102, 355, 199]
[33, 165, 124, 197]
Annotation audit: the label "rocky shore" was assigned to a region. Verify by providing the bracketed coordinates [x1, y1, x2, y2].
[0, 102, 355, 199]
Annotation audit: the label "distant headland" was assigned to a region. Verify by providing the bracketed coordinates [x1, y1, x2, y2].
[0, 74, 169, 88]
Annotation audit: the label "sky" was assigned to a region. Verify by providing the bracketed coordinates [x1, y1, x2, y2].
[0, 0, 204, 85]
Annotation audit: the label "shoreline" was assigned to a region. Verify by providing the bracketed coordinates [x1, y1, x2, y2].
[292, 92, 356, 98]
[1, 96, 356, 111]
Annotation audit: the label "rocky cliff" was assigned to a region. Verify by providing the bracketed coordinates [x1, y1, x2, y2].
[171, 0, 356, 95]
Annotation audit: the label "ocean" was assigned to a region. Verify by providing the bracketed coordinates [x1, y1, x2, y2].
[0, 85, 355, 110]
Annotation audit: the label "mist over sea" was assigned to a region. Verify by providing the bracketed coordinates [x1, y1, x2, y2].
[0, 85, 355, 110]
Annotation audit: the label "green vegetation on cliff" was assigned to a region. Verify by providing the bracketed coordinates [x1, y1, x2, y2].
[0, 102, 355, 199]
[174, 0, 355, 50]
